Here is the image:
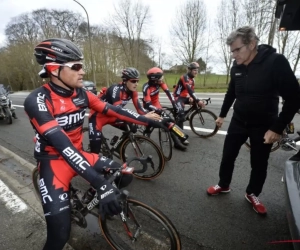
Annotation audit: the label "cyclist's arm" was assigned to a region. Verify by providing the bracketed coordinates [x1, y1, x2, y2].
[132, 91, 147, 115]
[181, 76, 199, 102]
[161, 83, 180, 111]
[219, 69, 236, 118]
[87, 91, 159, 127]
[24, 92, 106, 188]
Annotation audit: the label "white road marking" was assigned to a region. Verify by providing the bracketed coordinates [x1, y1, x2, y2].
[0, 179, 28, 213]
[12, 104, 229, 135]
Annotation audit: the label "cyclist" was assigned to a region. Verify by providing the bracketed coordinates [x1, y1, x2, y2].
[142, 67, 186, 150]
[24, 38, 167, 250]
[88, 67, 160, 154]
[173, 62, 206, 145]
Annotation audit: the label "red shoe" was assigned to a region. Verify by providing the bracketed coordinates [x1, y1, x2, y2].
[245, 194, 267, 215]
[207, 185, 231, 195]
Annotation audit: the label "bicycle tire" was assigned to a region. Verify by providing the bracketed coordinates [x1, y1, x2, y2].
[189, 109, 219, 138]
[120, 135, 165, 180]
[99, 197, 181, 250]
[32, 167, 42, 202]
[158, 128, 173, 161]
[244, 139, 280, 152]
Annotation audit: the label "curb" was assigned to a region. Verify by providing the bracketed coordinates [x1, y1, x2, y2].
[0, 145, 35, 172]
[0, 145, 74, 250]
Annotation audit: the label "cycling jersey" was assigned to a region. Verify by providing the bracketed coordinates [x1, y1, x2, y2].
[24, 81, 156, 184]
[88, 83, 147, 153]
[142, 81, 178, 112]
[173, 74, 199, 102]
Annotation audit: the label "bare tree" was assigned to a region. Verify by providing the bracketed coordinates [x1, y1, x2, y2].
[107, 0, 151, 68]
[215, 0, 244, 84]
[169, 0, 206, 64]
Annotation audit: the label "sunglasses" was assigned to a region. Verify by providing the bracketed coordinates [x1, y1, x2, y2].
[128, 79, 139, 83]
[63, 63, 83, 71]
[46, 62, 83, 71]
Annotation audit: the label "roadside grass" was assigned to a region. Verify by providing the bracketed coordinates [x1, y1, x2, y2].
[136, 73, 229, 93]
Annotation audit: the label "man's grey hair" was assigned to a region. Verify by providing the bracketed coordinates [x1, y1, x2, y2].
[226, 26, 259, 47]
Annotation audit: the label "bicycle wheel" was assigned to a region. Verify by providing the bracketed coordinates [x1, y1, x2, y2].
[158, 128, 172, 161]
[189, 109, 219, 138]
[32, 167, 42, 202]
[82, 127, 91, 152]
[120, 135, 165, 180]
[99, 197, 181, 250]
[244, 139, 280, 152]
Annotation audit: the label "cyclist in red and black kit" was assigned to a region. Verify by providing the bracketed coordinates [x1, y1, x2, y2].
[173, 62, 206, 145]
[88, 67, 160, 154]
[24, 38, 167, 250]
[142, 67, 186, 150]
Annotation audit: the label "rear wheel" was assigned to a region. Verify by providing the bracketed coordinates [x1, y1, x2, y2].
[120, 135, 165, 180]
[189, 109, 218, 138]
[32, 167, 42, 202]
[99, 197, 181, 250]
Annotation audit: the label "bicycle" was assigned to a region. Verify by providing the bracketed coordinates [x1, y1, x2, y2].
[162, 98, 219, 138]
[82, 123, 165, 180]
[244, 122, 300, 152]
[32, 156, 182, 250]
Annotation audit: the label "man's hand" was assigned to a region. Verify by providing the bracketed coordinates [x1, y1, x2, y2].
[198, 100, 205, 108]
[216, 117, 224, 128]
[145, 111, 161, 121]
[97, 180, 122, 219]
[263, 130, 281, 144]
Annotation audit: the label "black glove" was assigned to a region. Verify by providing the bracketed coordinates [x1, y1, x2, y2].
[149, 117, 174, 130]
[97, 180, 122, 218]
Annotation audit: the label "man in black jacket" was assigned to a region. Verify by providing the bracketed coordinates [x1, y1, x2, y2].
[206, 26, 300, 215]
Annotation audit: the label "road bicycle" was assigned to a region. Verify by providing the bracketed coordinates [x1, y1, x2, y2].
[32, 156, 182, 250]
[244, 122, 300, 152]
[162, 98, 219, 138]
[82, 123, 165, 180]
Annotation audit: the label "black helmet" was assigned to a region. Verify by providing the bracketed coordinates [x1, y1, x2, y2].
[121, 67, 140, 81]
[187, 62, 199, 70]
[147, 67, 163, 81]
[34, 38, 83, 65]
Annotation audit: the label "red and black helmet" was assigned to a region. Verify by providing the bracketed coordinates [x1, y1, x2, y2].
[147, 67, 163, 81]
[34, 38, 83, 65]
[187, 62, 199, 70]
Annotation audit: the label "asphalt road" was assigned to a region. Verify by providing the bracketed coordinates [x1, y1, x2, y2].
[0, 91, 298, 250]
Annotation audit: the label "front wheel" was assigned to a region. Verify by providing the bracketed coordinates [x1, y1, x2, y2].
[4, 107, 12, 124]
[158, 128, 172, 161]
[189, 109, 218, 138]
[120, 135, 165, 180]
[99, 197, 181, 250]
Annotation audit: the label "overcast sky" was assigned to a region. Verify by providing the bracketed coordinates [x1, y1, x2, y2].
[0, 0, 221, 46]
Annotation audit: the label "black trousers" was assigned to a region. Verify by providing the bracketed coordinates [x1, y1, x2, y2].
[218, 117, 273, 196]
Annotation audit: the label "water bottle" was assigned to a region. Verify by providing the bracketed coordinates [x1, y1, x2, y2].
[168, 123, 188, 141]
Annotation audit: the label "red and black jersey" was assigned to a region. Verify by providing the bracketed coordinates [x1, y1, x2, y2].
[173, 74, 199, 102]
[100, 83, 146, 114]
[24, 82, 154, 163]
[142, 82, 177, 112]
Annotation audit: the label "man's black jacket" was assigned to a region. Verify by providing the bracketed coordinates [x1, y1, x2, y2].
[220, 44, 300, 134]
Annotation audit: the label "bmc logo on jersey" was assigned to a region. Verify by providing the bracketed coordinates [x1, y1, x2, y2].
[37, 92, 47, 111]
[56, 109, 86, 127]
[62, 147, 91, 170]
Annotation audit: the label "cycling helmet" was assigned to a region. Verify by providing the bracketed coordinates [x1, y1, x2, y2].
[121, 67, 140, 81]
[34, 38, 83, 65]
[187, 62, 199, 70]
[147, 67, 163, 81]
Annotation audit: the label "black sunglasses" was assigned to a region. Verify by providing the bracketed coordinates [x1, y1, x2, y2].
[63, 63, 83, 71]
[129, 79, 139, 83]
